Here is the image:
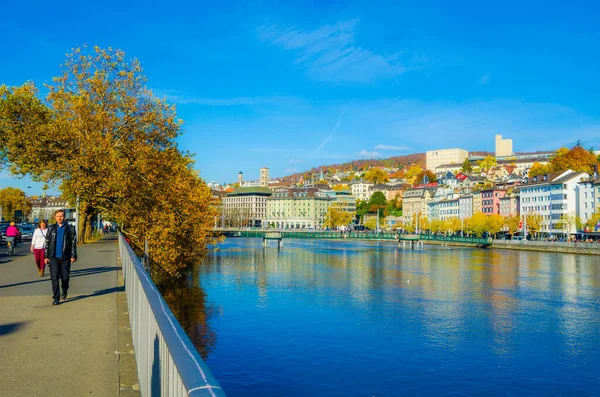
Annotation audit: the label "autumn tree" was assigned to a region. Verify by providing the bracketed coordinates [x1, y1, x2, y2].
[585, 213, 600, 230]
[364, 168, 390, 184]
[469, 213, 489, 237]
[0, 187, 30, 220]
[486, 214, 505, 238]
[526, 213, 543, 238]
[367, 191, 387, 214]
[505, 214, 520, 236]
[332, 184, 350, 191]
[528, 162, 552, 177]
[323, 207, 354, 229]
[405, 165, 423, 185]
[0, 46, 217, 279]
[461, 157, 473, 173]
[477, 155, 497, 173]
[416, 169, 437, 183]
[549, 145, 598, 174]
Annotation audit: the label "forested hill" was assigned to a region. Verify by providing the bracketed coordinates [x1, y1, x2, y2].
[282, 153, 426, 181]
[280, 151, 500, 181]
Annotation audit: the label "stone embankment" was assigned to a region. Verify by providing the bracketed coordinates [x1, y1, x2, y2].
[425, 239, 600, 255]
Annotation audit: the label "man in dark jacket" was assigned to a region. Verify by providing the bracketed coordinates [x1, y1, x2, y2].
[44, 209, 77, 305]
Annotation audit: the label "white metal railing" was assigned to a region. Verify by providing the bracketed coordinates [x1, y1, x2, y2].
[118, 232, 226, 397]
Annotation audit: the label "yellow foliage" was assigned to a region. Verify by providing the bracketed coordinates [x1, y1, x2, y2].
[0, 47, 218, 279]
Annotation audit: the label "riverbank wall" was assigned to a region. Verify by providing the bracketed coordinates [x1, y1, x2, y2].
[424, 239, 600, 255]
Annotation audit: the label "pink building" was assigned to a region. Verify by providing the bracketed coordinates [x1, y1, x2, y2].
[481, 188, 506, 215]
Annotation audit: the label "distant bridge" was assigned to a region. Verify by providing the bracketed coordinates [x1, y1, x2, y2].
[211, 229, 492, 248]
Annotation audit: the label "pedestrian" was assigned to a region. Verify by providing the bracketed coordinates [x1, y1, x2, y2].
[5, 221, 19, 250]
[44, 210, 77, 305]
[30, 220, 48, 277]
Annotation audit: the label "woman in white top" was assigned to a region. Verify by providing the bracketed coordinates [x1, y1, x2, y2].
[30, 220, 48, 277]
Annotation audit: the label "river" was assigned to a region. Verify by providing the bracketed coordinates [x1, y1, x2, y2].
[168, 238, 600, 396]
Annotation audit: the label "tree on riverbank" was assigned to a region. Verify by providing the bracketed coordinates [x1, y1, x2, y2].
[0, 46, 217, 279]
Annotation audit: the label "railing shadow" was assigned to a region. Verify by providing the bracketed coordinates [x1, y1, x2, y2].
[151, 335, 161, 396]
[60, 285, 125, 304]
[0, 266, 120, 290]
[0, 321, 27, 336]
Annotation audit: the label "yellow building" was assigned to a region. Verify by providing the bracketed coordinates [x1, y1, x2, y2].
[426, 148, 469, 171]
[265, 188, 332, 229]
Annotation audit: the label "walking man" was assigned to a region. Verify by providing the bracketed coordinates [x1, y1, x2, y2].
[44, 209, 77, 305]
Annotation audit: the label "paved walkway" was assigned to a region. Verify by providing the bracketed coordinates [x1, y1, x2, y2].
[0, 235, 134, 396]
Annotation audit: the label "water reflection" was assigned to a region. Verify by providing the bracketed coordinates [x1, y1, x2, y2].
[185, 239, 600, 396]
[159, 270, 217, 360]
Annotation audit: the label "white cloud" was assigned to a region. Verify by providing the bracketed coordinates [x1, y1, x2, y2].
[257, 20, 405, 84]
[358, 150, 381, 158]
[317, 109, 345, 152]
[375, 144, 411, 151]
[284, 168, 298, 173]
[288, 158, 304, 164]
[478, 73, 491, 85]
[153, 89, 302, 107]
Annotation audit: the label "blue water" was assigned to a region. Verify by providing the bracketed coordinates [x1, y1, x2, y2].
[189, 239, 600, 396]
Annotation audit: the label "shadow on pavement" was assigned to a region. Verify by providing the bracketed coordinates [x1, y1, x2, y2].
[0, 321, 27, 336]
[0, 266, 120, 290]
[61, 285, 125, 304]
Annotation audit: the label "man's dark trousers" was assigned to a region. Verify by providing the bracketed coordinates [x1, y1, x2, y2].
[49, 258, 71, 299]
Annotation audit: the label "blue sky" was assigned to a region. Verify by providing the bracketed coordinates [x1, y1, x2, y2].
[2, 0, 600, 194]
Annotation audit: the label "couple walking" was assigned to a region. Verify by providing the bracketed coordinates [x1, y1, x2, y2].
[30, 209, 78, 305]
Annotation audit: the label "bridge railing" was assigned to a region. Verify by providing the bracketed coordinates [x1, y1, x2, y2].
[118, 232, 226, 397]
[418, 234, 492, 245]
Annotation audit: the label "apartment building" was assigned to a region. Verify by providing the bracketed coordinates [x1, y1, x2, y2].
[576, 178, 597, 225]
[481, 188, 506, 215]
[459, 194, 473, 220]
[265, 188, 332, 229]
[518, 170, 589, 235]
[351, 181, 374, 201]
[472, 191, 483, 214]
[324, 189, 357, 213]
[426, 148, 469, 171]
[402, 187, 437, 223]
[499, 193, 520, 217]
[429, 198, 460, 221]
[222, 186, 272, 227]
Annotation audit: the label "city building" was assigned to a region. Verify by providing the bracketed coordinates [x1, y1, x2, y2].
[222, 186, 272, 228]
[351, 181, 374, 201]
[29, 197, 75, 223]
[496, 158, 549, 175]
[518, 170, 589, 235]
[402, 187, 438, 224]
[264, 188, 332, 229]
[237, 171, 243, 185]
[327, 189, 357, 213]
[429, 197, 460, 221]
[480, 188, 507, 215]
[576, 178, 597, 226]
[260, 167, 270, 187]
[459, 194, 473, 220]
[472, 190, 483, 214]
[495, 134, 513, 157]
[499, 193, 520, 218]
[426, 148, 469, 172]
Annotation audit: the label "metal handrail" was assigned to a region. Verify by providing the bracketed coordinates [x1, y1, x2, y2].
[118, 232, 226, 397]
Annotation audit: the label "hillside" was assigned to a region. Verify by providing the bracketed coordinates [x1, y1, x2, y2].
[279, 151, 509, 181]
[282, 153, 426, 181]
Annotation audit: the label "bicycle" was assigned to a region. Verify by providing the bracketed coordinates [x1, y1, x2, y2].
[6, 237, 15, 256]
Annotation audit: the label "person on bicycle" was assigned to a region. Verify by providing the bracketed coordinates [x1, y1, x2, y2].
[6, 222, 19, 251]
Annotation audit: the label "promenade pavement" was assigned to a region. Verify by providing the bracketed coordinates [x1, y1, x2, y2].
[0, 235, 132, 396]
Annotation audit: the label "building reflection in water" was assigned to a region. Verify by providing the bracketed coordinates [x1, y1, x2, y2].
[185, 238, 600, 368]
